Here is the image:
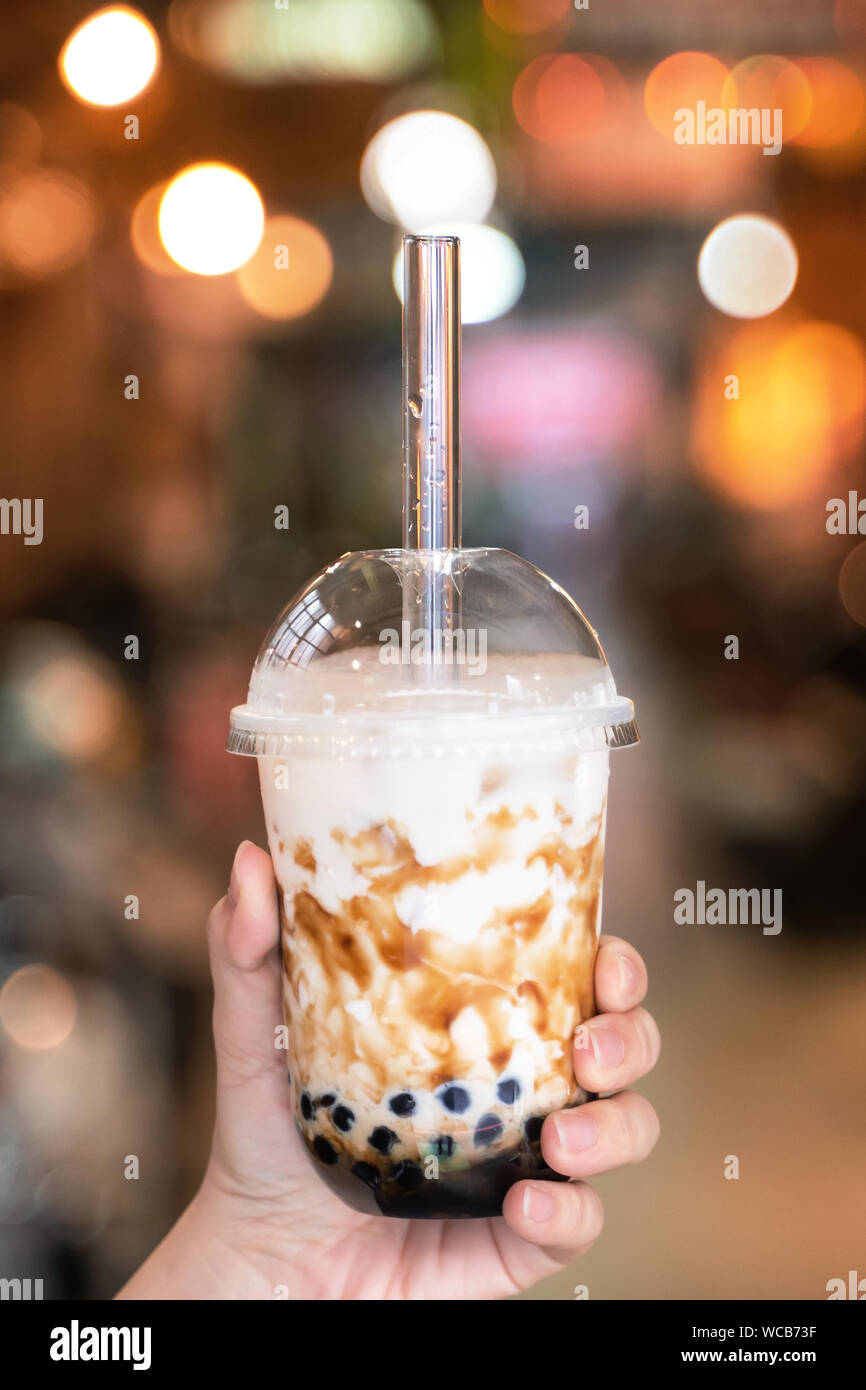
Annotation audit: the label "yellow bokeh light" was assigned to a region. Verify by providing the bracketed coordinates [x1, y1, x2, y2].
[790, 58, 864, 147]
[482, 0, 571, 35]
[158, 163, 265, 276]
[645, 51, 730, 140]
[59, 6, 160, 108]
[694, 319, 866, 509]
[698, 214, 798, 319]
[237, 214, 333, 320]
[0, 965, 77, 1050]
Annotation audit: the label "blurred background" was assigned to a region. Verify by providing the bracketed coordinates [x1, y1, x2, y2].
[1, 0, 865, 1300]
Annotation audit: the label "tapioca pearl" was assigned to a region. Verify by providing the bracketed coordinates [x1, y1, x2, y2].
[317, 1093, 336, 1109]
[368, 1126, 398, 1155]
[332, 1104, 355, 1132]
[474, 1113, 504, 1148]
[524, 1115, 544, 1144]
[388, 1092, 416, 1117]
[392, 1160, 423, 1190]
[432, 1135, 455, 1158]
[497, 1078, 521, 1105]
[313, 1136, 338, 1165]
[351, 1161, 381, 1189]
[300, 1093, 314, 1121]
[436, 1083, 471, 1115]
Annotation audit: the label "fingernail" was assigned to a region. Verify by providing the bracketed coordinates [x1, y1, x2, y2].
[588, 1020, 625, 1068]
[227, 842, 247, 909]
[617, 952, 639, 997]
[523, 1183, 555, 1223]
[553, 1112, 598, 1154]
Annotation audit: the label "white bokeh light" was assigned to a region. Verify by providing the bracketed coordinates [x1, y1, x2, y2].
[393, 224, 525, 324]
[158, 163, 264, 276]
[60, 6, 160, 107]
[362, 111, 497, 230]
[698, 214, 798, 319]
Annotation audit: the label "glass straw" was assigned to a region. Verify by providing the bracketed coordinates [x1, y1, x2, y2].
[401, 234, 462, 676]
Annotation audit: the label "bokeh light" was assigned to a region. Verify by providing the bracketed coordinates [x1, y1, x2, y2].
[0, 169, 95, 280]
[22, 652, 126, 762]
[698, 215, 798, 319]
[0, 966, 77, 1051]
[722, 56, 813, 143]
[158, 163, 264, 275]
[237, 214, 333, 320]
[59, 6, 160, 108]
[694, 319, 866, 508]
[360, 111, 496, 230]
[790, 58, 864, 147]
[169, 0, 437, 84]
[644, 51, 730, 141]
[838, 543, 866, 628]
[0, 103, 42, 162]
[482, 0, 571, 35]
[512, 54, 607, 144]
[130, 182, 184, 275]
[392, 224, 525, 324]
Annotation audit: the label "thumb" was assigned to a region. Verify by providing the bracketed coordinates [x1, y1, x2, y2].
[206, 841, 297, 1185]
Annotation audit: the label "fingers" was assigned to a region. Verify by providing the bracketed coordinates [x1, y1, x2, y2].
[573, 1005, 661, 1093]
[502, 1178, 604, 1261]
[207, 841, 284, 1115]
[594, 934, 648, 1014]
[540, 1091, 659, 1178]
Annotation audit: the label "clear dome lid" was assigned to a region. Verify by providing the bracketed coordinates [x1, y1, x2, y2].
[228, 548, 638, 760]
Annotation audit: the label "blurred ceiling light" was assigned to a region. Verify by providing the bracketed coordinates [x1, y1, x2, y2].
[838, 542, 866, 628]
[693, 319, 866, 508]
[237, 213, 333, 319]
[644, 51, 730, 141]
[0, 966, 77, 1050]
[169, 0, 437, 84]
[0, 168, 95, 280]
[512, 54, 607, 144]
[159, 163, 265, 275]
[361, 111, 496, 230]
[130, 181, 184, 275]
[393, 224, 523, 323]
[59, 6, 160, 107]
[23, 653, 125, 761]
[790, 58, 864, 147]
[482, 0, 571, 34]
[0, 103, 42, 162]
[722, 55, 813, 143]
[698, 215, 798, 319]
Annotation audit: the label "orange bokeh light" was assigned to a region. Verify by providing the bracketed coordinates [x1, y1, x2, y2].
[130, 181, 184, 275]
[694, 319, 866, 509]
[237, 214, 333, 320]
[644, 51, 730, 140]
[791, 58, 864, 146]
[722, 56, 813, 143]
[482, 0, 571, 36]
[513, 54, 607, 144]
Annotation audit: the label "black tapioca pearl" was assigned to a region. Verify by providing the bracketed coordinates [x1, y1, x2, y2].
[497, 1078, 521, 1105]
[392, 1160, 423, 1190]
[388, 1092, 416, 1117]
[313, 1136, 338, 1165]
[368, 1126, 398, 1155]
[432, 1135, 455, 1158]
[332, 1104, 355, 1132]
[474, 1113, 504, 1148]
[317, 1093, 336, 1109]
[300, 1092, 314, 1121]
[436, 1084, 471, 1115]
[524, 1115, 544, 1144]
[352, 1161, 381, 1189]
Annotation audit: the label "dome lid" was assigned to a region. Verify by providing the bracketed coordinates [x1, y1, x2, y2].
[228, 548, 638, 760]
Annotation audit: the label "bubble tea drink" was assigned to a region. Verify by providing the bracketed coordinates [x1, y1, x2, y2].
[228, 238, 637, 1217]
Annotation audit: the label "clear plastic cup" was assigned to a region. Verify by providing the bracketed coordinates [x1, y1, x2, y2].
[228, 546, 637, 1217]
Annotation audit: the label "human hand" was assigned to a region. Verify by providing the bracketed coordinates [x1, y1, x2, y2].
[118, 841, 660, 1301]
